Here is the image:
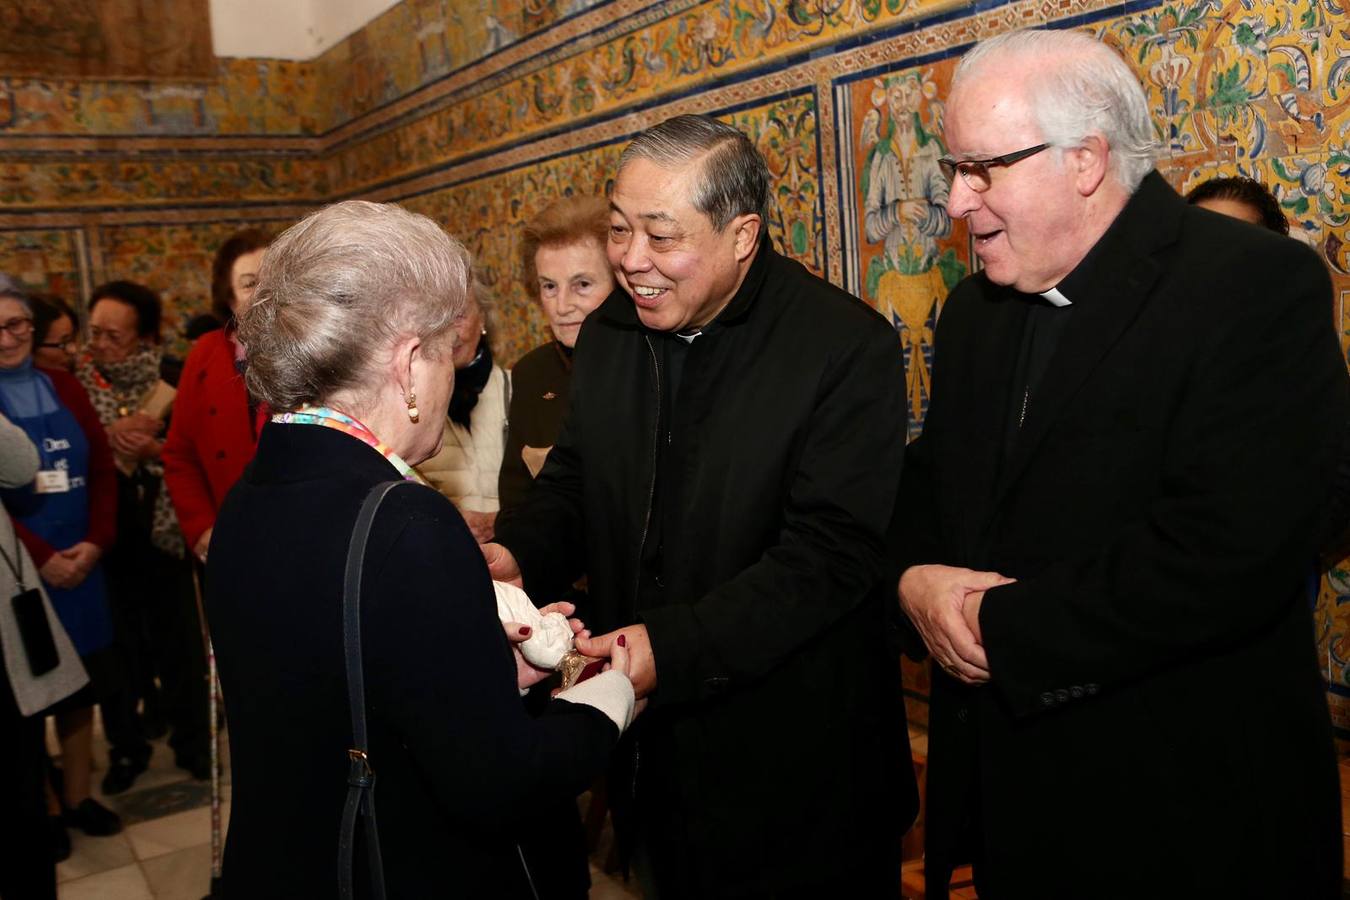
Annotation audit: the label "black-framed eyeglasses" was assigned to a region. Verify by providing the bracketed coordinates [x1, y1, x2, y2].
[938, 143, 1051, 192]
[39, 338, 78, 354]
[0, 316, 33, 339]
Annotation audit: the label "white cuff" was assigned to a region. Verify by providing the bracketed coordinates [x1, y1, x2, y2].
[555, 670, 635, 734]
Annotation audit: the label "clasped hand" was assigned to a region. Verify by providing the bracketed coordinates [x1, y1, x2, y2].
[898, 564, 1015, 685]
[39, 541, 101, 589]
[107, 413, 162, 462]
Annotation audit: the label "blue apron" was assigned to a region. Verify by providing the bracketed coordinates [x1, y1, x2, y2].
[0, 365, 112, 656]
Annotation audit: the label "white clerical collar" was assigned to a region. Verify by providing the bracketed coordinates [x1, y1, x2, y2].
[1040, 287, 1073, 307]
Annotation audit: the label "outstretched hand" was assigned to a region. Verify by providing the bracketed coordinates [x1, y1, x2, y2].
[480, 542, 522, 587]
[503, 622, 553, 691]
[575, 625, 656, 699]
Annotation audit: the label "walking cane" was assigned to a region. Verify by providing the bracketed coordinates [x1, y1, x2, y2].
[191, 563, 225, 899]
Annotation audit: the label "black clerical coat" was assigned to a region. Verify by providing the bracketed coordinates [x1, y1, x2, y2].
[894, 172, 1348, 898]
[496, 239, 915, 897]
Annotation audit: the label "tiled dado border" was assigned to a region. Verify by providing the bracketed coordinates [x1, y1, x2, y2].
[0, 203, 315, 232]
[0, 0, 686, 153]
[358, 0, 1127, 285]
[0, 0, 1119, 229]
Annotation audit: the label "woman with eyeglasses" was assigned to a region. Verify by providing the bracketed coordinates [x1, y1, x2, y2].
[0, 281, 123, 851]
[163, 229, 270, 567]
[30, 295, 81, 373]
[76, 281, 212, 796]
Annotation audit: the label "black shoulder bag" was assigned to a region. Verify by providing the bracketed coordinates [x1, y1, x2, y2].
[339, 480, 410, 900]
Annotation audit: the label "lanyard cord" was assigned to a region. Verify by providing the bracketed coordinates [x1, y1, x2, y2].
[0, 524, 26, 591]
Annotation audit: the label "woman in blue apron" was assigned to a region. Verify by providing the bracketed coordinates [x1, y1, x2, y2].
[0, 288, 123, 847]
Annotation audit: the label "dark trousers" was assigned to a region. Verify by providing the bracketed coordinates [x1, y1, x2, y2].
[101, 535, 209, 764]
[0, 648, 57, 900]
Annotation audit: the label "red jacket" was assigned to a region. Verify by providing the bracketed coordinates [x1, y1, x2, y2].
[162, 330, 264, 549]
[13, 367, 118, 565]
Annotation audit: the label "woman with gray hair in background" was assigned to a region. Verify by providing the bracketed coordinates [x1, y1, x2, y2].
[0, 409, 89, 900]
[0, 278, 123, 850]
[206, 200, 635, 899]
[417, 284, 511, 542]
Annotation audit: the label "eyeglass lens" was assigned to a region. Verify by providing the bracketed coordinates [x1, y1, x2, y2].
[0, 317, 33, 338]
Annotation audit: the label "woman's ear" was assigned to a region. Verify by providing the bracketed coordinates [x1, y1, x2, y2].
[390, 334, 422, 399]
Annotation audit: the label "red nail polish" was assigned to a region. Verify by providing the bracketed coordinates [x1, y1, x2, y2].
[520, 626, 532, 637]
[617, 634, 627, 648]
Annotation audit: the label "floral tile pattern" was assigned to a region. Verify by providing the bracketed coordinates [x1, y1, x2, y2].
[2, 0, 1349, 727]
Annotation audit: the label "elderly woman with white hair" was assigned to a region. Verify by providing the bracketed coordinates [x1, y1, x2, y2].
[206, 201, 635, 899]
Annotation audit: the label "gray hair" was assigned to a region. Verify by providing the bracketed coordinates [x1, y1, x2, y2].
[239, 200, 472, 413]
[617, 114, 770, 230]
[954, 29, 1159, 191]
[0, 274, 30, 311]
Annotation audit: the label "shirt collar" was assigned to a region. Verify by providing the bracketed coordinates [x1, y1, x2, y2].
[1039, 287, 1072, 307]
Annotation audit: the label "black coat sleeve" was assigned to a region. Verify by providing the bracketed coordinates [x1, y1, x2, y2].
[363, 489, 614, 834]
[495, 339, 592, 604]
[498, 365, 535, 514]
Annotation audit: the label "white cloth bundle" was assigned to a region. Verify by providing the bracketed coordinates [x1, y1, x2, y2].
[491, 580, 635, 732]
[492, 580, 574, 669]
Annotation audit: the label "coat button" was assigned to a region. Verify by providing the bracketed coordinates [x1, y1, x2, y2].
[208, 406, 217, 415]
[705, 677, 729, 695]
[1085, 683, 1099, 696]
[1040, 692, 1055, 707]
[956, 706, 969, 723]
[216, 450, 226, 459]
[1070, 686, 1084, 700]
[1054, 689, 1070, 704]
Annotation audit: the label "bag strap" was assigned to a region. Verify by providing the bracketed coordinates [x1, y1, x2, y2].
[338, 480, 408, 900]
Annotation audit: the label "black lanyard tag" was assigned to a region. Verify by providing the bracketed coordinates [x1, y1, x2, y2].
[12, 588, 59, 677]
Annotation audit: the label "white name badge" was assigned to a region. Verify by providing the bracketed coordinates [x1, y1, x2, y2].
[35, 469, 71, 494]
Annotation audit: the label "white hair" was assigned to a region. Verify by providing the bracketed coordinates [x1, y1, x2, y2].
[240, 200, 472, 412]
[954, 29, 1159, 191]
[0, 273, 29, 311]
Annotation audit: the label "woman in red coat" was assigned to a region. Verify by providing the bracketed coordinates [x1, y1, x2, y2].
[163, 229, 270, 563]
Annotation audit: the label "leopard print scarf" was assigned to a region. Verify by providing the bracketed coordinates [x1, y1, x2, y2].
[77, 348, 186, 558]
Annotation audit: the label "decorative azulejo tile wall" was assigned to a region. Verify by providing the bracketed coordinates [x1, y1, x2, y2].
[2, 0, 1348, 734]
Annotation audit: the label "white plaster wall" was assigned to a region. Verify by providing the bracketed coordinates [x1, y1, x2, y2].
[210, 0, 403, 60]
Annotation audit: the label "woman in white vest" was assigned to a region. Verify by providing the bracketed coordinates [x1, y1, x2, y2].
[417, 287, 509, 541]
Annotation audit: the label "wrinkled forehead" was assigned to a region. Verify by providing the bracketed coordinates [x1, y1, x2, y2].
[612, 155, 706, 220]
[536, 237, 608, 268]
[0, 295, 28, 318]
[944, 75, 1038, 154]
[90, 297, 138, 328]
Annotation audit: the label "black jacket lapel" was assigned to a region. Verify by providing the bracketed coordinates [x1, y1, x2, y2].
[991, 172, 1183, 512]
[961, 288, 1028, 559]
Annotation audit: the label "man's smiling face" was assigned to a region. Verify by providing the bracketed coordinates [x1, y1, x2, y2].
[943, 70, 1086, 293]
[607, 155, 748, 333]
